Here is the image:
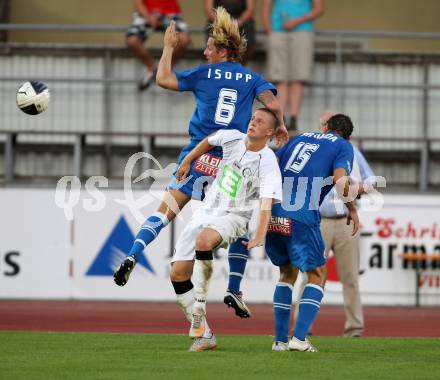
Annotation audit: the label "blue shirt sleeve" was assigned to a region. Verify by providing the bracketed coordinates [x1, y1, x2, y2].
[333, 141, 354, 175]
[254, 73, 277, 98]
[175, 66, 201, 92]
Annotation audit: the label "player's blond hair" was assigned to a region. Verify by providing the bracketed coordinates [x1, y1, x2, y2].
[209, 6, 247, 62]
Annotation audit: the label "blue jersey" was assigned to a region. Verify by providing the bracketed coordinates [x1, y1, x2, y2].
[175, 61, 276, 142]
[273, 132, 354, 225]
[168, 61, 275, 200]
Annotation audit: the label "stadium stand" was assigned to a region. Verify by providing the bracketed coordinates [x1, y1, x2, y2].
[1, 30, 440, 190]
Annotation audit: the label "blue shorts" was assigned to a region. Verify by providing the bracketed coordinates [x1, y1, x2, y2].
[265, 217, 325, 272]
[167, 143, 223, 200]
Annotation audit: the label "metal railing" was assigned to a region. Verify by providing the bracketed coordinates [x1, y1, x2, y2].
[1, 24, 440, 189]
[2, 129, 439, 188]
[3, 22, 440, 37]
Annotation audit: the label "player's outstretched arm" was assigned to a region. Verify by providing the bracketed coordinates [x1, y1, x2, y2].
[257, 90, 288, 145]
[176, 137, 215, 182]
[156, 21, 179, 90]
[243, 197, 273, 249]
[333, 168, 360, 236]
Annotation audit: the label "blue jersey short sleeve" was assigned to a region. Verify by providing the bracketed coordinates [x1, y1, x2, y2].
[176, 66, 201, 92]
[254, 73, 277, 98]
[333, 141, 354, 175]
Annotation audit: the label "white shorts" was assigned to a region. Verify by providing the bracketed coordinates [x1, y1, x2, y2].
[172, 208, 249, 263]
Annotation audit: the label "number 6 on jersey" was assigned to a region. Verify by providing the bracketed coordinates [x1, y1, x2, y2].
[215, 88, 237, 126]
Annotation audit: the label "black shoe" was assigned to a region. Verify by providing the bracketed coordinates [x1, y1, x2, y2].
[113, 256, 136, 286]
[138, 69, 156, 91]
[223, 290, 251, 318]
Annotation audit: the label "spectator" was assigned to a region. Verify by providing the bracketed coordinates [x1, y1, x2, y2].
[204, 0, 256, 64]
[0, 0, 10, 42]
[126, 0, 191, 91]
[262, 0, 325, 134]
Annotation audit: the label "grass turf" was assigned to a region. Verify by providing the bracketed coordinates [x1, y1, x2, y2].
[0, 331, 439, 380]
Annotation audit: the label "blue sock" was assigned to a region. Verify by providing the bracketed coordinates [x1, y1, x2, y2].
[227, 238, 249, 294]
[293, 284, 324, 341]
[128, 212, 169, 261]
[273, 282, 293, 343]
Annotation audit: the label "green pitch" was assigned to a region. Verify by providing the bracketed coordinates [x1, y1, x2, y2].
[0, 331, 439, 380]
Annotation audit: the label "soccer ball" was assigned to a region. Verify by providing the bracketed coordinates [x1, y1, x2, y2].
[16, 81, 50, 115]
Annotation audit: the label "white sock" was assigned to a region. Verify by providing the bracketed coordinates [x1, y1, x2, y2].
[202, 322, 212, 338]
[193, 255, 214, 338]
[175, 287, 212, 337]
[192, 257, 214, 310]
[176, 288, 194, 323]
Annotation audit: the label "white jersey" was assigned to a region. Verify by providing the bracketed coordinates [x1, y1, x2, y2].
[202, 129, 282, 218]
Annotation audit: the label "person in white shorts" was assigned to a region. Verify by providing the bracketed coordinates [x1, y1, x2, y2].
[172, 108, 283, 351]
